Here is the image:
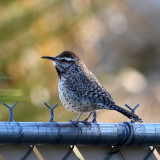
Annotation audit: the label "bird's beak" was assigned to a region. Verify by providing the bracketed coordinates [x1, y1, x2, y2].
[41, 56, 57, 61]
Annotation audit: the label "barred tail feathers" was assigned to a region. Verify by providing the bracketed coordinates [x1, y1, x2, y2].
[109, 104, 142, 122]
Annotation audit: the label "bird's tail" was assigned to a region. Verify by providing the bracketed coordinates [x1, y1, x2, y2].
[109, 104, 142, 122]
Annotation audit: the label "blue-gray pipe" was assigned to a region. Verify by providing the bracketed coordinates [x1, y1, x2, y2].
[0, 122, 159, 146]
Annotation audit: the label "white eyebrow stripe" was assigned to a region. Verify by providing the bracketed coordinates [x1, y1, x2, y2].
[57, 57, 75, 61]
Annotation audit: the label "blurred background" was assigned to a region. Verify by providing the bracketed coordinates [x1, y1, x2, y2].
[0, 0, 160, 123]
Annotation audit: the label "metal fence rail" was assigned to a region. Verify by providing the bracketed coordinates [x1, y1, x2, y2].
[0, 102, 160, 160]
[0, 122, 160, 146]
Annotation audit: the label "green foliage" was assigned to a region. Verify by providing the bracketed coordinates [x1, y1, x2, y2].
[0, 89, 22, 102]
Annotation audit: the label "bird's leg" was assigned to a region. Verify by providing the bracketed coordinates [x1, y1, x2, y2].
[92, 111, 97, 123]
[83, 112, 93, 122]
[76, 112, 83, 121]
[79, 112, 92, 126]
[82, 111, 97, 123]
[80, 111, 97, 127]
[69, 113, 83, 133]
[69, 112, 83, 125]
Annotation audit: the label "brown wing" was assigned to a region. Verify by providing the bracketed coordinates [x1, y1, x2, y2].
[65, 70, 115, 107]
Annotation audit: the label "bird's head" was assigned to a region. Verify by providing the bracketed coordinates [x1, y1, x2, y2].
[41, 51, 82, 77]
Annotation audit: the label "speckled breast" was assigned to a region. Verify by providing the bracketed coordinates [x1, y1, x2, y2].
[58, 80, 94, 113]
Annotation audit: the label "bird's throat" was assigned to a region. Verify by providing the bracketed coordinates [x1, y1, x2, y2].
[55, 66, 61, 77]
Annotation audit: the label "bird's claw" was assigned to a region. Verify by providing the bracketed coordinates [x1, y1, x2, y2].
[69, 119, 79, 125]
[69, 119, 92, 127]
[79, 120, 92, 127]
[69, 119, 83, 134]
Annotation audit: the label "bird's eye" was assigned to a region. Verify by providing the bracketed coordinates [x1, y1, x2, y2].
[61, 59, 67, 62]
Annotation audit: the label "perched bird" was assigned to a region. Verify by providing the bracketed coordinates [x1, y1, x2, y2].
[41, 51, 142, 122]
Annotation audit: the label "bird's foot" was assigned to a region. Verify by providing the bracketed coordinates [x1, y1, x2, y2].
[79, 112, 97, 127]
[69, 119, 79, 126]
[69, 119, 91, 126]
[83, 111, 97, 124]
[79, 120, 92, 127]
[69, 119, 83, 133]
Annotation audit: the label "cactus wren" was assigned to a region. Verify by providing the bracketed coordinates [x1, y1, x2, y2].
[41, 51, 142, 122]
